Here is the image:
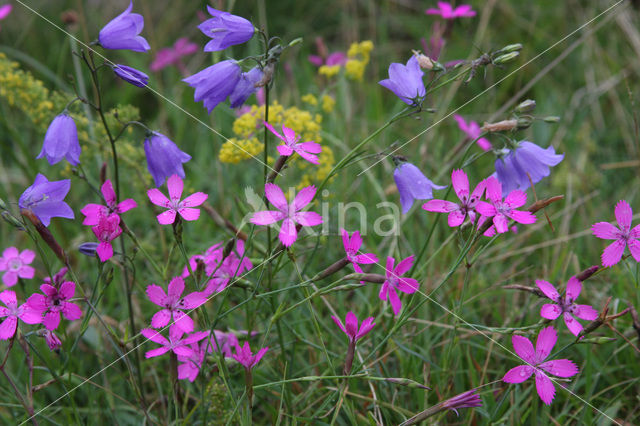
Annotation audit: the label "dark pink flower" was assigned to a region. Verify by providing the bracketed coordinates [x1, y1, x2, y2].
[536, 277, 598, 337]
[379, 256, 420, 316]
[250, 184, 323, 247]
[209, 330, 239, 357]
[177, 341, 206, 382]
[425, 2, 476, 19]
[591, 200, 640, 267]
[141, 325, 208, 359]
[454, 115, 491, 151]
[264, 122, 322, 164]
[503, 326, 579, 405]
[26, 282, 82, 331]
[475, 177, 536, 233]
[423, 169, 485, 227]
[0, 247, 35, 287]
[150, 38, 198, 72]
[340, 229, 378, 275]
[442, 389, 482, 415]
[231, 341, 268, 370]
[146, 276, 207, 333]
[43, 330, 62, 351]
[92, 213, 123, 262]
[0, 290, 41, 339]
[331, 311, 375, 342]
[309, 52, 347, 67]
[147, 174, 208, 225]
[81, 179, 137, 226]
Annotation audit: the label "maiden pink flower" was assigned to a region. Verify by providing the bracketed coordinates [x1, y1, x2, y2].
[210, 330, 239, 357]
[331, 311, 375, 342]
[0, 290, 42, 339]
[27, 281, 82, 331]
[147, 174, 208, 225]
[536, 277, 598, 337]
[250, 184, 323, 247]
[423, 169, 485, 227]
[231, 341, 268, 370]
[453, 115, 491, 151]
[92, 213, 123, 262]
[146, 276, 207, 333]
[141, 324, 208, 359]
[183, 241, 253, 294]
[380, 256, 420, 316]
[442, 389, 482, 415]
[150, 38, 198, 72]
[425, 2, 476, 19]
[81, 179, 137, 226]
[591, 200, 640, 267]
[264, 122, 322, 164]
[475, 176, 536, 233]
[503, 326, 579, 405]
[0, 247, 35, 287]
[340, 229, 378, 274]
[0, 4, 12, 31]
[177, 341, 207, 382]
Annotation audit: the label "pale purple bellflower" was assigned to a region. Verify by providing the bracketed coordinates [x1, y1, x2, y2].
[143, 132, 191, 187]
[198, 6, 255, 52]
[19, 174, 74, 227]
[379, 56, 426, 106]
[494, 141, 563, 194]
[183, 60, 242, 113]
[37, 114, 81, 166]
[112, 64, 149, 87]
[393, 159, 445, 214]
[98, 1, 150, 52]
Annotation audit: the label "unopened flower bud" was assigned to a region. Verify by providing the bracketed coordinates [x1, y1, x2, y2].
[2, 211, 25, 231]
[0, 197, 7, 211]
[481, 119, 518, 132]
[543, 116, 560, 123]
[493, 51, 520, 65]
[495, 43, 523, 55]
[516, 116, 533, 129]
[223, 238, 236, 259]
[412, 50, 434, 70]
[577, 337, 616, 345]
[78, 242, 99, 257]
[514, 99, 536, 114]
[385, 377, 430, 389]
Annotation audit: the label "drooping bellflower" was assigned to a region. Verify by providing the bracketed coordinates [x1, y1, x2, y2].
[19, 174, 74, 227]
[494, 141, 563, 194]
[144, 132, 191, 187]
[183, 60, 242, 113]
[393, 160, 445, 214]
[112, 64, 149, 87]
[37, 114, 81, 165]
[98, 1, 150, 52]
[198, 6, 255, 52]
[379, 56, 426, 106]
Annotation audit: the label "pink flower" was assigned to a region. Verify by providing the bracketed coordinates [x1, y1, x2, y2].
[182, 240, 252, 294]
[26, 282, 82, 330]
[81, 179, 137, 226]
[331, 311, 375, 342]
[42, 329, 62, 351]
[475, 177, 536, 233]
[442, 388, 482, 415]
[92, 213, 123, 262]
[264, 122, 322, 164]
[147, 174, 208, 225]
[0, 290, 41, 339]
[150, 38, 198, 72]
[0, 4, 12, 31]
[141, 325, 208, 358]
[177, 341, 207, 382]
[146, 276, 207, 333]
[308, 36, 347, 67]
[591, 200, 640, 267]
[454, 115, 491, 151]
[340, 229, 378, 274]
[536, 277, 598, 337]
[231, 341, 268, 370]
[250, 184, 323, 247]
[502, 326, 579, 405]
[423, 169, 485, 227]
[379, 256, 420, 316]
[0, 247, 35, 287]
[210, 330, 239, 357]
[425, 2, 476, 19]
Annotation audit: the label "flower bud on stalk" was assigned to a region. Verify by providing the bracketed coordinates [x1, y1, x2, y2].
[514, 99, 536, 114]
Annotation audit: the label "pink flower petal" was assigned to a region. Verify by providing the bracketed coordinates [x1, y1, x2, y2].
[451, 169, 469, 200]
[484, 177, 502, 204]
[101, 180, 117, 206]
[601, 240, 625, 267]
[173, 311, 195, 333]
[146, 347, 170, 358]
[573, 304, 598, 321]
[397, 278, 419, 294]
[508, 210, 536, 225]
[0, 290, 16, 307]
[147, 188, 170, 207]
[504, 190, 527, 209]
[563, 312, 583, 336]
[279, 218, 297, 247]
[146, 284, 167, 306]
[394, 255, 414, 275]
[293, 185, 317, 211]
[535, 326, 557, 362]
[43, 311, 61, 330]
[264, 183, 288, 211]
[493, 214, 509, 233]
[97, 242, 114, 262]
[178, 207, 201, 221]
[117, 198, 137, 213]
[502, 365, 533, 383]
[167, 174, 184, 201]
[294, 149, 320, 164]
[540, 303, 561, 320]
[2, 247, 18, 259]
[277, 144, 294, 156]
[448, 210, 466, 227]
[141, 328, 169, 345]
[2, 271, 17, 287]
[181, 192, 208, 207]
[475, 201, 496, 217]
[535, 280, 560, 302]
[297, 141, 322, 153]
[355, 253, 378, 264]
[59, 281, 75, 300]
[331, 315, 347, 335]
[538, 359, 579, 378]
[293, 211, 322, 226]
[157, 209, 177, 225]
[388, 287, 402, 315]
[344, 311, 358, 338]
[62, 302, 82, 321]
[614, 200, 632, 231]
[534, 371, 556, 405]
[591, 222, 619, 240]
[281, 125, 297, 143]
[19, 249, 35, 264]
[356, 317, 375, 340]
[17, 266, 34, 280]
[251, 210, 285, 225]
[264, 122, 284, 141]
[181, 291, 208, 309]
[349, 230, 362, 252]
[511, 335, 535, 363]
[565, 277, 581, 302]
[0, 317, 17, 340]
[422, 199, 458, 213]
[151, 309, 171, 328]
[628, 239, 640, 262]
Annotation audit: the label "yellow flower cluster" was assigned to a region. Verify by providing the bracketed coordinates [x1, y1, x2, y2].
[321, 95, 335, 113]
[345, 40, 374, 81]
[301, 93, 318, 106]
[319, 64, 341, 78]
[297, 144, 335, 189]
[218, 137, 264, 164]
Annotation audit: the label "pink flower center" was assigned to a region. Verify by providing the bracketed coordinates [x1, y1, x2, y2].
[8, 258, 22, 271]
